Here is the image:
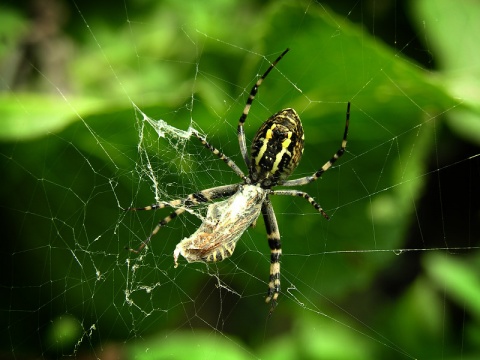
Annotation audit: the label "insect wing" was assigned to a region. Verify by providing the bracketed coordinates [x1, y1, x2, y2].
[174, 185, 266, 266]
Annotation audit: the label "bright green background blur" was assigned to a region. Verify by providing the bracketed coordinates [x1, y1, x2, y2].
[1, 0, 479, 359]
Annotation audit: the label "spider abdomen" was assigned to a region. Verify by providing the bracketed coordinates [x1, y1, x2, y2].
[250, 108, 304, 187]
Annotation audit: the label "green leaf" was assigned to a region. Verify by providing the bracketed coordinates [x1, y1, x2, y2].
[411, 0, 480, 145]
[424, 253, 480, 319]
[127, 332, 251, 360]
[0, 94, 105, 141]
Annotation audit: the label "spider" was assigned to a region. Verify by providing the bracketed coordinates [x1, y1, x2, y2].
[127, 48, 350, 311]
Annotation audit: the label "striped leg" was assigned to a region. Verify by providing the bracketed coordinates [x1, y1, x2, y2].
[271, 189, 330, 220]
[126, 184, 240, 253]
[191, 129, 247, 182]
[237, 49, 290, 169]
[261, 197, 282, 311]
[282, 102, 350, 187]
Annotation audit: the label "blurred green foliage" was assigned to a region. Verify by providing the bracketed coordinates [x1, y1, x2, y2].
[1, 0, 479, 359]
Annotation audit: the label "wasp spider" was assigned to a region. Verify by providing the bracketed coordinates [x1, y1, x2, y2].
[127, 48, 350, 311]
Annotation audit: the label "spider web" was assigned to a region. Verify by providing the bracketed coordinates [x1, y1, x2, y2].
[2, 0, 480, 358]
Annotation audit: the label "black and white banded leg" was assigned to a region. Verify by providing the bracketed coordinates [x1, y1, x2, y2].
[271, 189, 330, 220]
[282, 102, 350, 187]
[191, 129, 247, 182]
[126, 184, 239, 253]
[261, 197, 282, 311]
[237, 49, 290, 168]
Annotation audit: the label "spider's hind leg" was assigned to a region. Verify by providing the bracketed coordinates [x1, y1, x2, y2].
[261, 198, 282, 311]
[270, 189, 330, 220]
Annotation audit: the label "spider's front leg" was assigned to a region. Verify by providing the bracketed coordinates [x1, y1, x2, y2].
[261, 197, 282, 311]
[125, 184, 240, 253]
[125, 203, 187, 254]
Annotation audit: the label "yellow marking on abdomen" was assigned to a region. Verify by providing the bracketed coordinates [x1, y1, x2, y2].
[254, 125, 276, 166]
[270, 132, 292, 174]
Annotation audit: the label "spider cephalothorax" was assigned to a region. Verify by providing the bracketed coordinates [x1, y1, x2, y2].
[127, 48, 350, 311]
